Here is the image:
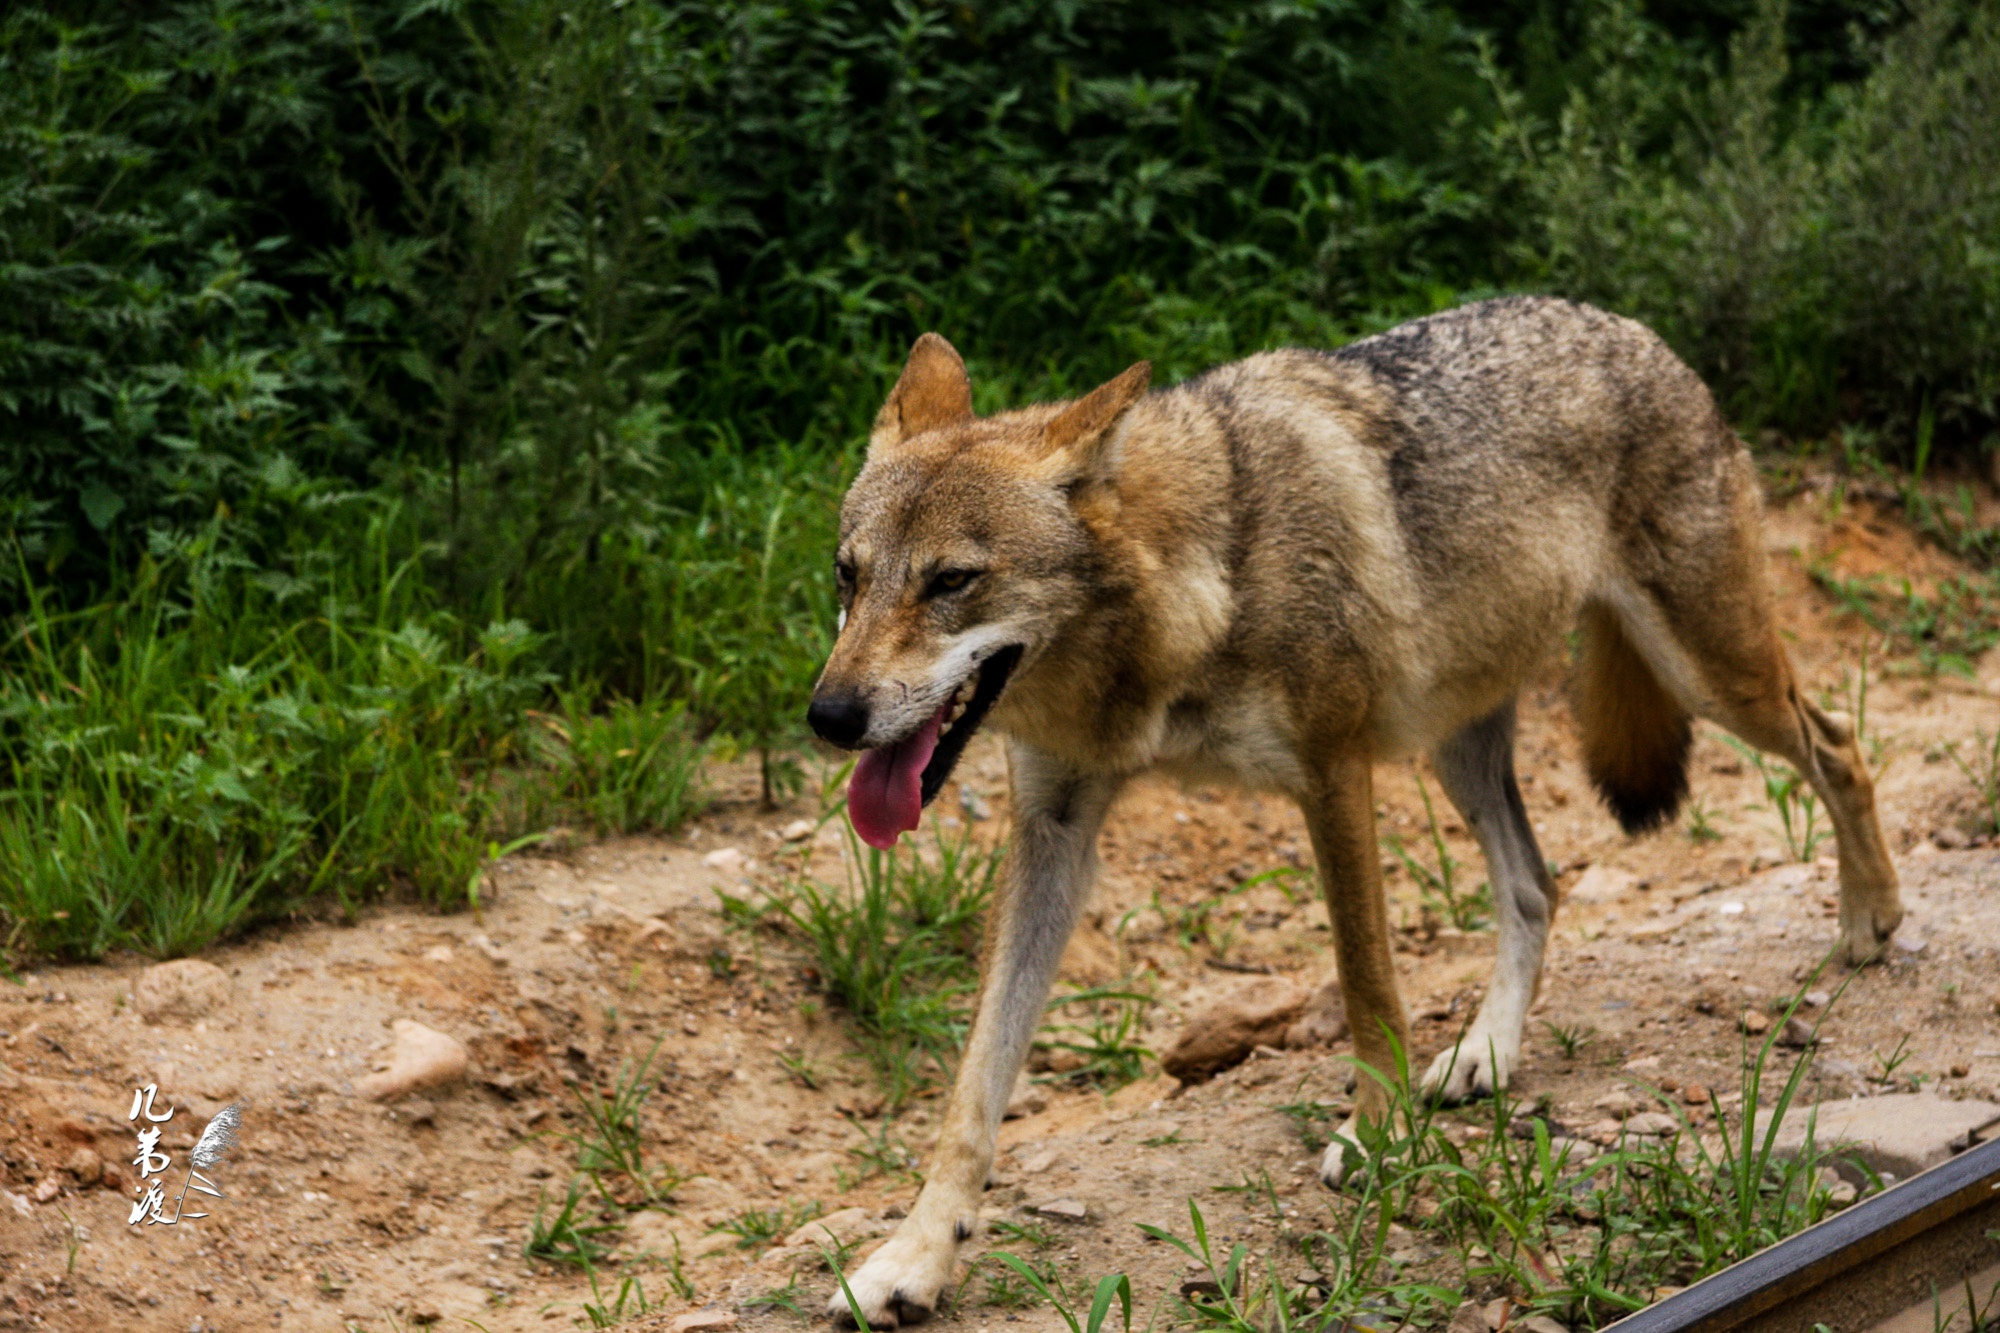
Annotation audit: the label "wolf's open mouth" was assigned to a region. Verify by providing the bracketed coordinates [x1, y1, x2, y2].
[848, 645, 1022, 849]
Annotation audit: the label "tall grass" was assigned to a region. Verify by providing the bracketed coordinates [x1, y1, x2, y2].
[0, 505, 701, 959]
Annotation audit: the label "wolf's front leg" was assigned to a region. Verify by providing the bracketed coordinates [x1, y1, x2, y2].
[1418, 702, 1557, 1102]
[1300, 750, 1414, 1189]
[830, 753, 1123, 1328]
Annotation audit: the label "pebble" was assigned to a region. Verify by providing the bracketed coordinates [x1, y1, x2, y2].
[1161, 977, 1307, 1082]
[1568, 864, 1636, 904]
[1005, 1072, 1048, 1120]
[1033, 1198, 1088, 1220]
[33, 1178, 61, 1203]
[784, 1206, 880, 1248]
[668, 1311, 739, 1333]
[1623, 1112, 1681, 1137]
[1778, 1016, 1818, 1048]
[1740, 1010, 1771, 1036]
[65, 1147, 101, 1185]
[779, 819, 814, 842]
[356, 1020, 469, 1102]
[702, 847, 745, 870]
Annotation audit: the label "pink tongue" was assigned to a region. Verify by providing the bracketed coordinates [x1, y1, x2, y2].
[848, 706, 946, 849]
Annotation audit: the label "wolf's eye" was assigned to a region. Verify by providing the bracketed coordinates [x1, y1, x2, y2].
[926, 568, 980, 598]
[834, 560, 857, 588]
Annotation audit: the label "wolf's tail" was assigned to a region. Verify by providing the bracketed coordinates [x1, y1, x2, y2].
[1575, 602, 1691, 835]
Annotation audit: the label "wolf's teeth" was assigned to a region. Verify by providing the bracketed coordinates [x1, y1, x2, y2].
[939, 718, 953, 736]
[950, 700, 968, 723]
[956, 678, 976, 705]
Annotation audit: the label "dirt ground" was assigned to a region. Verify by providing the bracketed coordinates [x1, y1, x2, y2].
[6, 481, 2000, 1333]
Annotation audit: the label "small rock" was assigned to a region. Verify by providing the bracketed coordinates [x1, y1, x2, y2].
[1033, 1197, 1088, 1220]
[1893, 930, 1927, 957]
[421, 944, 453, 963]
[1481, 1300, 1512, 1330]
[32, 1177, 61, 1203]
[1568, 864, 1636, 904]
[135, 959, 232, 1023]
[356, 1020, 469, 1102]
[1040, 1048, 1088, 1075]
[1682, 1084, 1710, 1106]
[1162, 977, 1307, 1082]
[668, 1311, 739, 1333]
[1005, 1072, 1048, 1120]
[961, 788, 992, 821]
[468, 933, 510, 966]
[779, 819, 814, 843]
[1801, 991, 1830, 1008]
[1446, 1300, 1491, 1333]
[1740, 1010, 1771, 1036]
[1592, 1089, 1643, 1120]
[4, 1190, 29, 1217]
[1778, 1017, 1818, 1048]
[702, 847, 745, 870]
[64, 1147, 101, 1185]
[402, 1098, 438, 1126]
[1518, 1318, 1571, 1333]
[784, 1206, 879, 1248]
[1933, 827, 1968, 850]
[1282, 972, 1349, 1049]
[1623, 1112, 1681, 1137]
[1755, 1093, 2000, 1179]
[1021, 1149, 1061, 1174]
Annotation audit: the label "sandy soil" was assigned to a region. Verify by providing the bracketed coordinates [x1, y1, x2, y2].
[4, 484, 2000, 1333]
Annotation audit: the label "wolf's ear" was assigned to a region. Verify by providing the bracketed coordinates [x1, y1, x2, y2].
[1039, 361, 1151, 474]
[871, 333, 973, 452]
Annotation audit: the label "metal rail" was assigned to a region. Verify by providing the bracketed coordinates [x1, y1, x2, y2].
[1609, 1134, 2000, 1333]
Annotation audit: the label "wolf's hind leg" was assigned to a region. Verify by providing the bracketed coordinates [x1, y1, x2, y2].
[829, 751, 1121, 1329]
[1690, 644, 1901, 965]
[1619, 515, 1902, 963]
[1419, 701, 1557, 1102]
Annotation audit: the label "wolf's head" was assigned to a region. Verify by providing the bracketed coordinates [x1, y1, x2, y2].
[808, 334, 1151, 848]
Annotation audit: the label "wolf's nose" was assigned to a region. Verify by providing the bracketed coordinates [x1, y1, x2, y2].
[807, 695, 871, 749]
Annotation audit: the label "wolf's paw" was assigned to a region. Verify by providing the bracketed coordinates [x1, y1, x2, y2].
[1317, 1115, 1368, 1190]
[828, 1225, 959, 1328]
[1420, 1031, 1513, 1104]
[1839, 899, 1904, 967]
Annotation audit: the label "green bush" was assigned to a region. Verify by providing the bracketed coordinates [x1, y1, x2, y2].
[1528, 0, 2000, 446]
[5, 0, 1996, 958]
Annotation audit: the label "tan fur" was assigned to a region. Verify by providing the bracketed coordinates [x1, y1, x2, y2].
[810, 298, 1903, 1327]
[1576, 602, 1693, 834]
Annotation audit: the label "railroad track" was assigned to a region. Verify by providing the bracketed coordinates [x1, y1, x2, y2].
[1612, 1130, 2000, 1332]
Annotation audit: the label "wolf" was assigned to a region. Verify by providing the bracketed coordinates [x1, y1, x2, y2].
[806, 296, 1901, 1327]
